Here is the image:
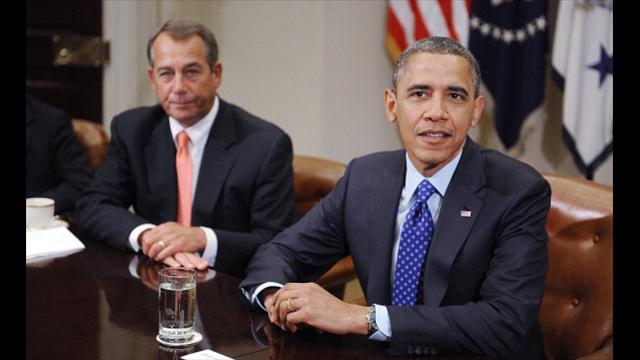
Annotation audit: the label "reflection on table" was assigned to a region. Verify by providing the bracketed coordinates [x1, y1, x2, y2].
[27, 228, 492, 360]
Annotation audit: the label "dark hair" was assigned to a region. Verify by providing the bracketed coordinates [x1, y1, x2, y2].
[146, 19, 218, 70]
[392, 36, 481, 98]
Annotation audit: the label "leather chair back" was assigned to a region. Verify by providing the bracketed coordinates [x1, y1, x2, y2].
[292, 155, 357, 298]
[292, 155, 347, 218]
[538, 173, 613, 359]
[71, 118, 109, 171]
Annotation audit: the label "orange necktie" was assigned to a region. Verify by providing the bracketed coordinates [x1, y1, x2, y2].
[176, 131, 192, 226]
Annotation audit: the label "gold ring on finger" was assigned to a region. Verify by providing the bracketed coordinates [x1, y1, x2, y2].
[158, 240, 166, 249]
[286, 298, 294, 313]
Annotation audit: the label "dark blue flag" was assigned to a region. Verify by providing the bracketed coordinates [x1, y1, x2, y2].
[468, 0, 547, 149]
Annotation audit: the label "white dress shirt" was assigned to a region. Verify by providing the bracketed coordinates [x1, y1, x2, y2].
[128, 97, 222, 267]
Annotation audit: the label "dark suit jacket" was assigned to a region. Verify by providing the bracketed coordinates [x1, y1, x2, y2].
[26, 95, 92, 214]
[240, 138, 551, 359]
[76, 99, 296, 277]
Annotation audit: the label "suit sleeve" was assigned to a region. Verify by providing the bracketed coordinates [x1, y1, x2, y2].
[75, 116, 150, 251]
[238, 157, 351, 307]
[39, 113, 93, 214]
[214, 131, 298, 277]
[386, 177, 551, 357]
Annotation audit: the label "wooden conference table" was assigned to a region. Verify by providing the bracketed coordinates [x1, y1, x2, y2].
[27, 228, 491, 360]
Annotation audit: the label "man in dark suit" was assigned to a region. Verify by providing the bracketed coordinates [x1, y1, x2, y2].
[26, 95, 92, 215]
[239, 37, 551, 358]
[76, 19, 296, 277]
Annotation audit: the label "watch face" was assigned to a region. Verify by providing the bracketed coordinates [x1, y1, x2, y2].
[371, 312, 377, 330]
[367, 308, 378, 334]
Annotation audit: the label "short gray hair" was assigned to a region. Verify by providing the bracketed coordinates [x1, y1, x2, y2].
[146, 19, 218, 70]
[392, 36, 481, 98]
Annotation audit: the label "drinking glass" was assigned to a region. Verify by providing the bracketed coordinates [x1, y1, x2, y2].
[158, 267, 197, 344]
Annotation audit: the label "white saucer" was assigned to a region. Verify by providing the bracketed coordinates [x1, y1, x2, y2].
[44, 219, 69, 229]
[27, 219, 69, 231]
[156, 331, 202, 347]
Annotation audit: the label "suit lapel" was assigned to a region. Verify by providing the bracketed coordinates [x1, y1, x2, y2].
[423, 138, 485, 306]
[192, 100, 238, 227]
[366, 151, 405, 305]
[145, 117, 178, 222]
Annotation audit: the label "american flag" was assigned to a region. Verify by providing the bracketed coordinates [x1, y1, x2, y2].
[385, 0, 471, 62]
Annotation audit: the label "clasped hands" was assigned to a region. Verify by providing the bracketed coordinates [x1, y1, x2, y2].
[263, 282, 370, 336]
[139, 221, 209, 270]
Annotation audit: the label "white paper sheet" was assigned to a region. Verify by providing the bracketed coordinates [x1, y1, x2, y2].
[181, 349, 234, 359]
[26, 226, 85, 261]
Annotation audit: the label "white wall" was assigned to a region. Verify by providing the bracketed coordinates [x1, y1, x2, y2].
[103, 1, 158, 129]
[103, 0, 612, 186]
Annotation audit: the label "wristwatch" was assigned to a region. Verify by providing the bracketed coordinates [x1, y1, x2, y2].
[366, 306, 378, 336]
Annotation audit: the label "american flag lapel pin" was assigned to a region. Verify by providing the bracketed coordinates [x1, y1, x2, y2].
[460, 209, 472, 218]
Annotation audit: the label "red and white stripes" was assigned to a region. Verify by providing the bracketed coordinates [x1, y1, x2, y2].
[386, 0, 471, 62]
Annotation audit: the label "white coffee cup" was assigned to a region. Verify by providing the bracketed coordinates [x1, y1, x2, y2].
[26, 197, 55, 229]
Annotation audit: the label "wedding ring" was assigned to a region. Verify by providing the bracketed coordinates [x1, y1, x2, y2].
[158, 240, 166, 249]
[286, 298, 294, 313]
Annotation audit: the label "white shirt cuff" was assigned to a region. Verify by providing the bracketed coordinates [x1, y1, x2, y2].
[249, 282, 284, 311]
[129, 223, 156, 252]
[199, 226, 217, 267]
[368, 304, 392, 341]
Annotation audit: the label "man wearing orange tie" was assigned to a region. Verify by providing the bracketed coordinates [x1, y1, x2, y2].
[76, 19, 296, 277]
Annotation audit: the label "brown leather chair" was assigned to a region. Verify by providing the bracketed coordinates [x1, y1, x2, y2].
[71, 118, 109, 171]
[291, 155, 357, 299]
[538, 173, 613, 360]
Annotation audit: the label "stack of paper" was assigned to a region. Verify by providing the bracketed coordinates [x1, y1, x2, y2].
[26, 226, 85, 262]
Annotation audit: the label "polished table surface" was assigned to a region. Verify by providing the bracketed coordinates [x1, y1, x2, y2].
[27, 229, 492, 360]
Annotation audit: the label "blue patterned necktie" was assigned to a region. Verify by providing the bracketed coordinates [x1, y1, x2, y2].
[392, 179, 436, 306]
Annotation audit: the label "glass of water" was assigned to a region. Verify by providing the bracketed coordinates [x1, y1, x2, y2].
[158, 267, 197, 345]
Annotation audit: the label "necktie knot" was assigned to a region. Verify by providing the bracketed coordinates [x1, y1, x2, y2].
[416, 180, 436, 204]
[178, 131, 190, 149]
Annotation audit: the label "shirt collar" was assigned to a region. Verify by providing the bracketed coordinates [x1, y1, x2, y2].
[168, 96, 219, 147]
[404, 147, 463, 198]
